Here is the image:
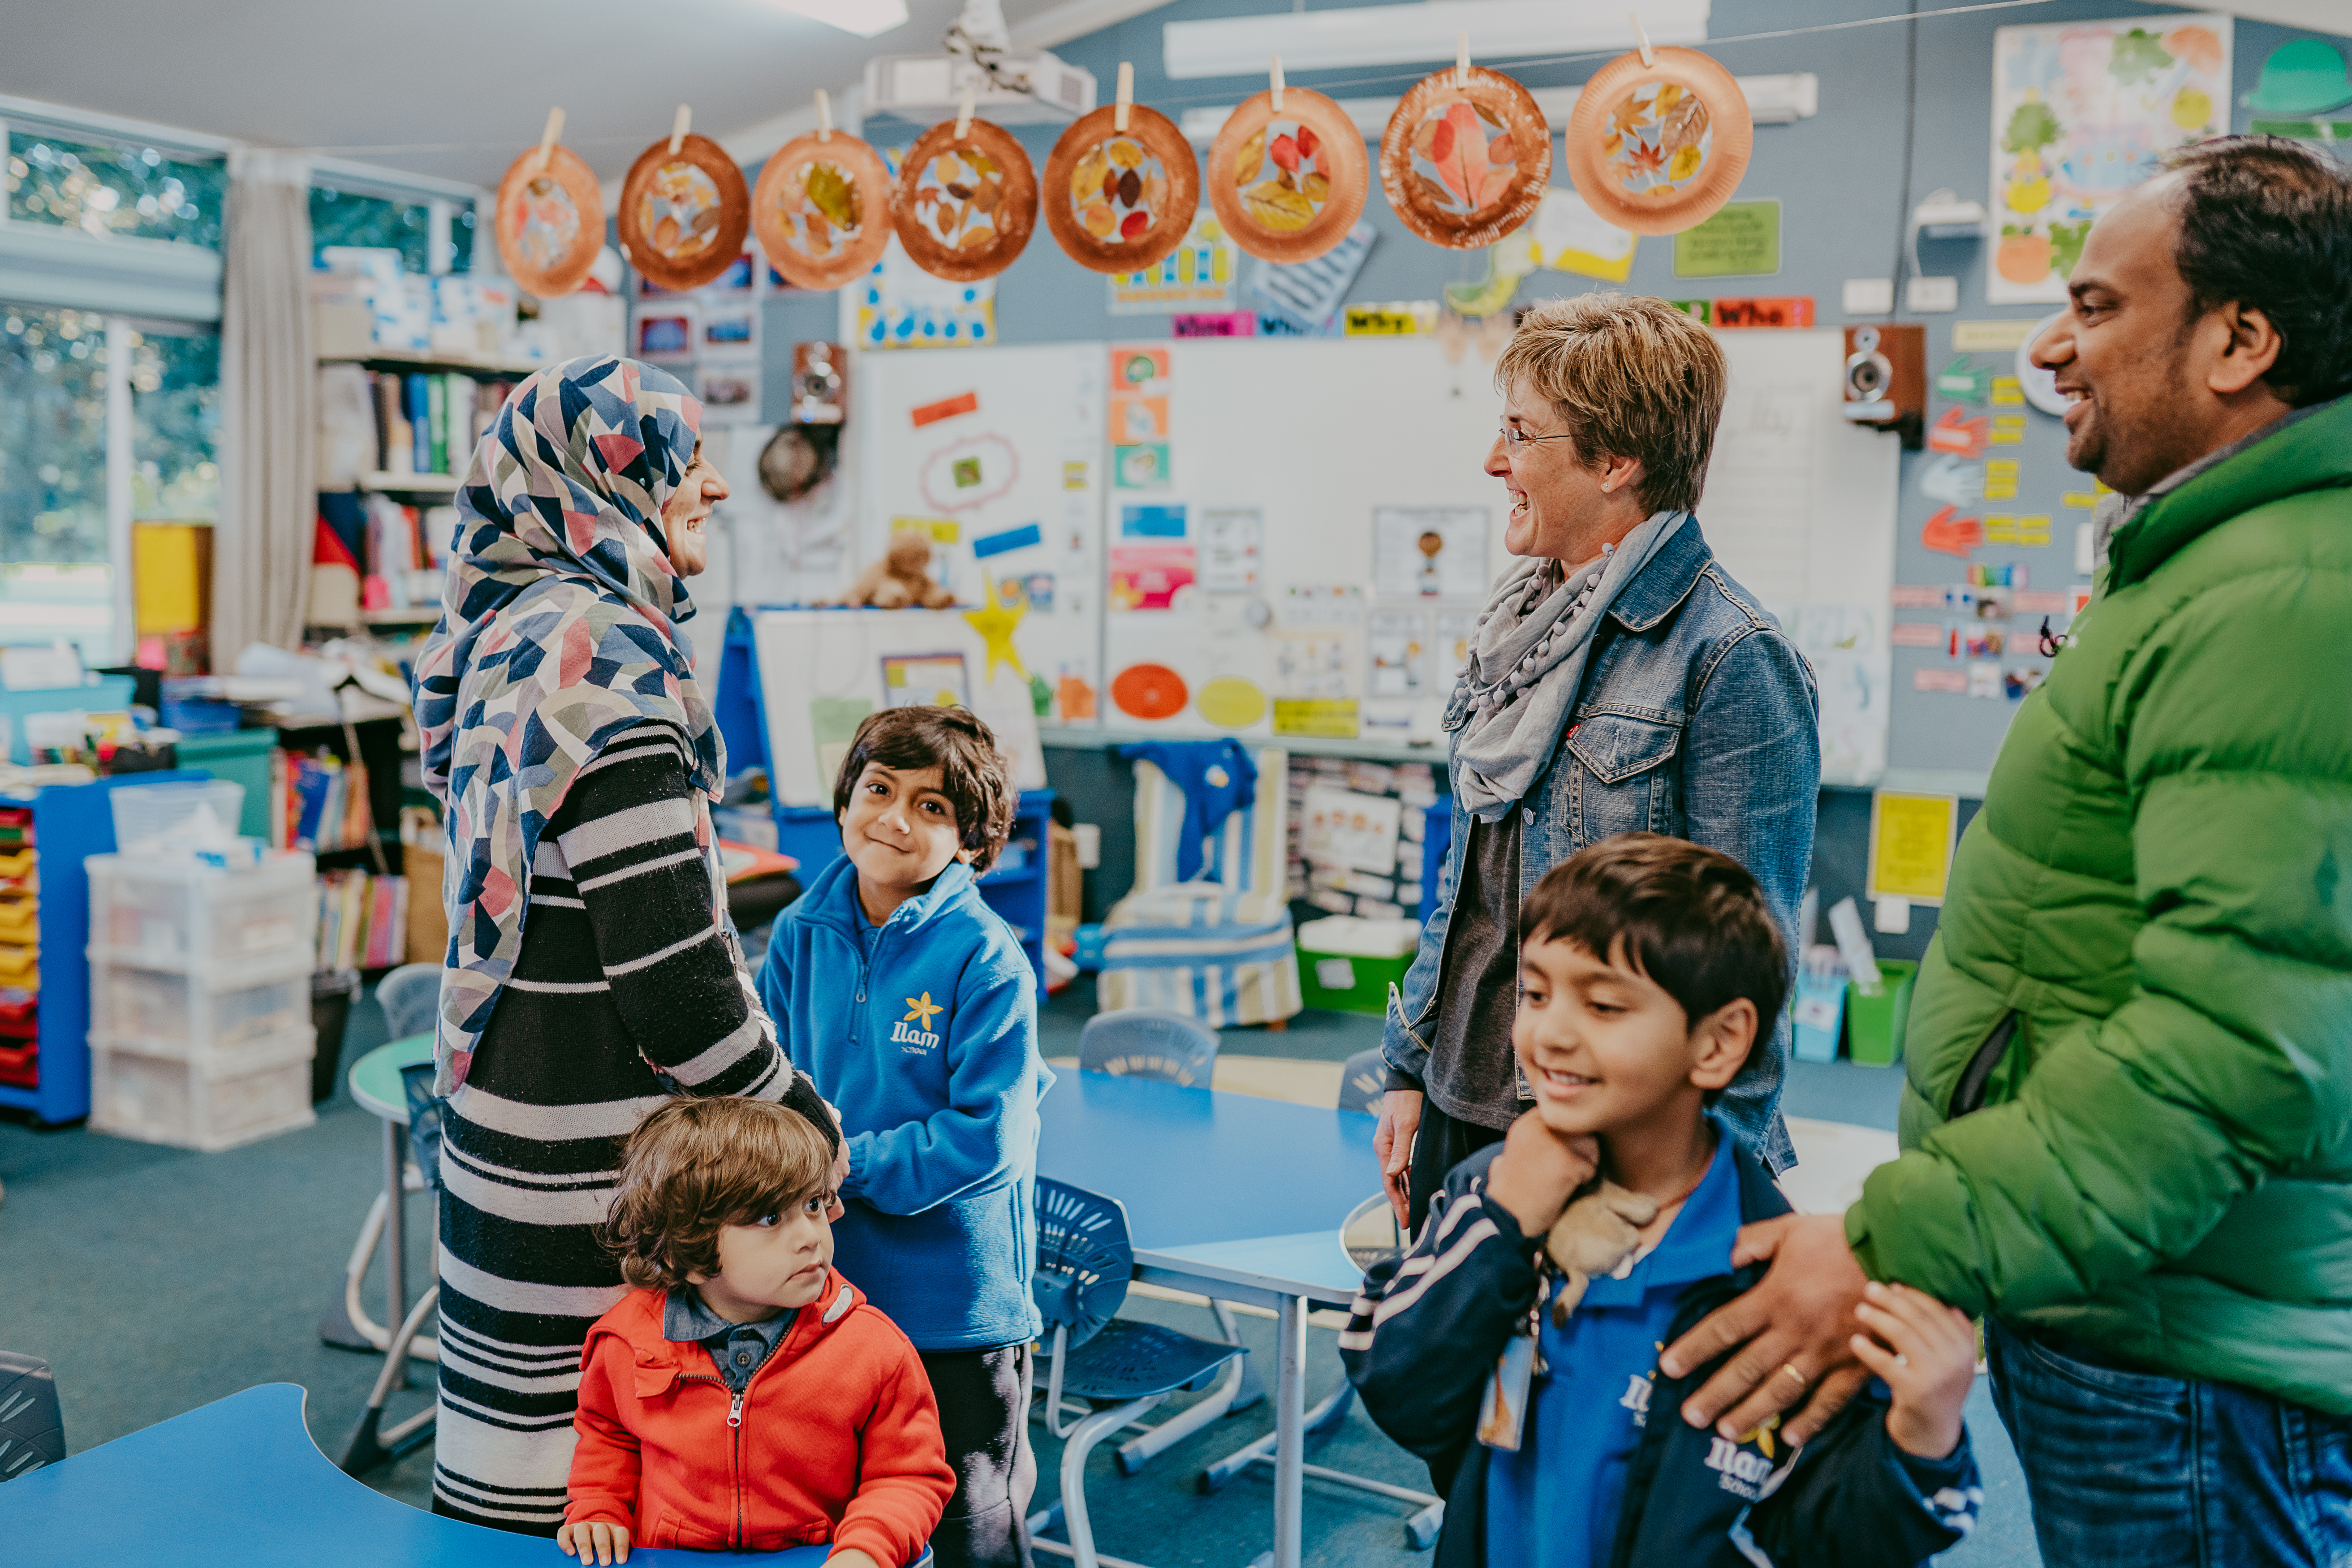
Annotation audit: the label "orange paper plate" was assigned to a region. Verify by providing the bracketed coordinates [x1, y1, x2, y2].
[494, 142, 607, 297]
[1379, 66, 1551, 250]
[892, 119, 1039, 284]
[753, 130, 893, 291]
[1204, 89, 1368, 263]
[618, 132, 752, 290]
[1562, 47, 1752, 237]
[1042, 104, 1202, 276]
[1111, 663, 1189, 721]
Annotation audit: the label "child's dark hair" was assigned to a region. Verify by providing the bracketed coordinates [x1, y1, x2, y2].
[831, 705, 1018, 872]
[602, 1098, 834, 1292]
[1519, 832, 1789, 1034]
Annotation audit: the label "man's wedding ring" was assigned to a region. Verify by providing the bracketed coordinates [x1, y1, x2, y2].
[1779, 1362, 1808, 1389]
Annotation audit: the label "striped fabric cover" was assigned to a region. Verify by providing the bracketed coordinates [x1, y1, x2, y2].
[1099, 747, 1302, 1027]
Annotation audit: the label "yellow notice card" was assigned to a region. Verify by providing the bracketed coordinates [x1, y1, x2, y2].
[1952, 319, 2039, 353]
[1272, 698, 1361, 739]
[892, 516, 961, 543]
[1868, 791, 1960, 905]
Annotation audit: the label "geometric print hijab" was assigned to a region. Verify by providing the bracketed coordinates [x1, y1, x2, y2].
[415, 355, 724, 1094]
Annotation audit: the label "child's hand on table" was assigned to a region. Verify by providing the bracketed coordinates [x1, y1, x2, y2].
[557, 1518, 631, 1564]
[1848, 1280, 1977, 1459]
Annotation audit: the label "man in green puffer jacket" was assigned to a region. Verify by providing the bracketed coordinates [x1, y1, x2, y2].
[1650, 137, 2352, 1567]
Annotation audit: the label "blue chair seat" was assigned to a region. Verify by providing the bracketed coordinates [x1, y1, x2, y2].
[1037, 1318, 1241, 1406]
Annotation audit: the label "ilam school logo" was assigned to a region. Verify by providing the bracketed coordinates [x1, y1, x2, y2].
[1702, 1415, 1783, 1500]
[892, 992, 944, 1054]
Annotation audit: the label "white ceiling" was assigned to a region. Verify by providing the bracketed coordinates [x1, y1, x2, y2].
[0, 0, 1100, 190]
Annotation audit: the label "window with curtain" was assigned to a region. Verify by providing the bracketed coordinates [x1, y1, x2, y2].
[6, 131, 224, 248]
[310, 184, 473, 273]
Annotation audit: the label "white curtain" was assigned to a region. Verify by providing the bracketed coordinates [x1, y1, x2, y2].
[214, 148, 315, 661]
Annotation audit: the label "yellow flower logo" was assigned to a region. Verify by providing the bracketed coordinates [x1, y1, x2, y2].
[903, 992, 943, 1028]
[1735, 1412, 1782, 1459]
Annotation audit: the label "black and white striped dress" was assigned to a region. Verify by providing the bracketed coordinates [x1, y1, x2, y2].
[431, 723, 821, 1533]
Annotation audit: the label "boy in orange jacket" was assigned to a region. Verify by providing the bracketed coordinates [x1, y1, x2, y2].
[560, 1097, 954, 1566]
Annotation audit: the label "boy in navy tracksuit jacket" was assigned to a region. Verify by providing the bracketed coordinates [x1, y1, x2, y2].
[761, 706, 1054, 1568]
[1343, 834, 1982, 1568]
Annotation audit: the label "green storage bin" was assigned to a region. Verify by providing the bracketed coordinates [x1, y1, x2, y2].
[169, 729, 278, 841]
[1845, 959, 1918, 1067]
[1297, 946, 1413, 1015]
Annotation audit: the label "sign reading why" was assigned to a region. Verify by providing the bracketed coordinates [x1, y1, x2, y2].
[1867, 790, 1960, 904]
[1672, 200, 1781, 279]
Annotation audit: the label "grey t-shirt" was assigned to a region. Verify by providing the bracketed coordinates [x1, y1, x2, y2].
[1424, 809, 1530, 1131]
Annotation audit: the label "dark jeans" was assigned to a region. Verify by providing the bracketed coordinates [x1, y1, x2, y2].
[918, 1342, 1036, 1568]
[1405, 1095, 1506, 1240]
[1986, 1318, 2352, 1567]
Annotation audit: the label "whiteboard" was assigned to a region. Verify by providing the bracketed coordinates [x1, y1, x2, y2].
[752, 608, 1050, 807]
[851, 342, 1107, 723]
[822, 329, 1896, 779]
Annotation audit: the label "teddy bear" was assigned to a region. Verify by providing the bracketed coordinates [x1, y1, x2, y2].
[837, 531, 957, 609]
[1543, 1181, 1661, 1326]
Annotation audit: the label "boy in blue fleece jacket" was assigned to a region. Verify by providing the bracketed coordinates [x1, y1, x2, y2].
[1343, 835, 1982, 1568]
[760, 705, 1054, 1568]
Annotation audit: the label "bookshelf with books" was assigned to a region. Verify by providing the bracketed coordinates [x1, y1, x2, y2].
[269, 713, 417, 975]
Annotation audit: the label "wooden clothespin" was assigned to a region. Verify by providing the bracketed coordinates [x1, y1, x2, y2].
[1455, 34, 1470, 91]
[1114, 62, 1133, 134]
[816, 89, 832, 143]
[1629, 10, 1655, 68]
[669, 104, 691, 154]
[1270, 56, 1285, 114]
[532, 107, 564, 174]
[955, 82, 976, 140]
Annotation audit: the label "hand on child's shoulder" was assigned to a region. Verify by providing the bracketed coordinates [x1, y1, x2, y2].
[557, 1518, 631, 1565]
[1848, 1281, 1977, 1460]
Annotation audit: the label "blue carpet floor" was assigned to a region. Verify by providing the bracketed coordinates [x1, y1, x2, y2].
[0, 980, 2039, 1564]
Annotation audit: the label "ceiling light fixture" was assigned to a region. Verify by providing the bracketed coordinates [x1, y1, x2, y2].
[1162, 0, 1710, 80]
[772, 0, 910, 40]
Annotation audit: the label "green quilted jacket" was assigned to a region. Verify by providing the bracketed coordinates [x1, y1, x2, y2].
[1848, 395, 2352, 1414]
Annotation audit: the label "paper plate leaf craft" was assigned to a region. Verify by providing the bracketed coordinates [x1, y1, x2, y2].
[1206, 69, 1369, 264]
[1111, 663, 1189, 722]
[754, 98, 893, 291]
[1381, 65, 1551, 250]
[1562, 46, 1752, 236]
[495, 112, 605, 297]
[893, 115, 1040, 284]
[1043, 86, 1202, 276]
[619, 114, 752, 291]
[1196, 674, 1268, 729]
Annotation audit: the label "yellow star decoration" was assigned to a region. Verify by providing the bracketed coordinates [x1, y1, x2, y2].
[903, 991, 943, 1028]
[1735, 1413, 1782, 1459]
[962, 574, 1029, 685]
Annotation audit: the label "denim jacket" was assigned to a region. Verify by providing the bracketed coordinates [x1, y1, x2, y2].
[1383, 517, 1820, 1169]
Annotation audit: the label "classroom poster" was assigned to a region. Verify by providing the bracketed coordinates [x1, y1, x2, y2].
[1372, 507, 1490, 600]
[1671, 200, 1781, 279]
[1867, 790, 1959, 903]
[1108, 213, 1237, 313]
[857, 237, 996, 348]
[1987, 16, 2231, 303]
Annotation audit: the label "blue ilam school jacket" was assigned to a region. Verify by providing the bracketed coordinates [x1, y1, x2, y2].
[760, 854, 1054, 1352]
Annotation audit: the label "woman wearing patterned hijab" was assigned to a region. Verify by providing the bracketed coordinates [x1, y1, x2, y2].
[414, 356, 835, 1534]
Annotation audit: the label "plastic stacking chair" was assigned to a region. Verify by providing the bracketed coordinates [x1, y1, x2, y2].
[373, 962, 441, 1042]
[339, 1062, 445, 1475]
[1024, 1179, 1246, 1568]
[1069, 1012, 1266, 1474]
[1338, 1047, 1389, 1116]
[0, 1352, 64, 1482]
[1078, 1009, 1219, 1088]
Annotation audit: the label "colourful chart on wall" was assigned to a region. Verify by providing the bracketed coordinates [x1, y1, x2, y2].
[1987, 15, 2232, 304]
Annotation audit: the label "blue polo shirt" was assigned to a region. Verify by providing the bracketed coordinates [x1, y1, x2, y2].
[1485, 1119, 1743, 1568]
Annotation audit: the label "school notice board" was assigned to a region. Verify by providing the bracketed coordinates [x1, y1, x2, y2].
[839, 330, 1897, 782]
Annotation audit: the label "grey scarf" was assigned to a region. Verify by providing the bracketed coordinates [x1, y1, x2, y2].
[1446, 510, 1681, 820]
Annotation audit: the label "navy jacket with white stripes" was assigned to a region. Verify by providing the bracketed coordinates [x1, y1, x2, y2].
[1340, 1138, 1982, 1568]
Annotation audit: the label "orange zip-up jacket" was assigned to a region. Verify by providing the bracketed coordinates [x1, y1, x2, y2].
[566, 1273, 954, 1562]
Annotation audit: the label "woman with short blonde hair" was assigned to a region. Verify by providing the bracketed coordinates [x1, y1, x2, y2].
[1373, 293, 1821, 1234]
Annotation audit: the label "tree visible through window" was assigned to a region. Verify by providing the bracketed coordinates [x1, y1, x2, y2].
[311, 185, 473, 274]
[131, 326, 220, 521]
[5, 132, 224, 248]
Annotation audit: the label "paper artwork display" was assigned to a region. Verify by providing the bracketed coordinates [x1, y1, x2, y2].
[881, 652, 972, 710]
[1110, 395, 1171, 445]
[1374, 507, 1490, 600]
[1109, 213, 1238, 313]
[1198, 506, 1263, 593]
[858, 237, 996, 349]
[1114, 443, 1171, 489]
[1241, 221, 1377, 335]
[1300, 785, 1403, 873]
[1108, 543, 1196, 610]
[1526, 187, 1637, 282]
[634, 308, 696, 360]
[697, 364, 762, 424]
[1112, 346, 1170, 390]
[809, 696, 874, 791]
[1368, 610, 1432, 698]
[919, 433, 1020, 512]
[1111, 662, 1189, 720]
[1988, 16, 2232, 303]
[1195, 674, 1268, 729]
[1120, 504, 1188, 539]
[702, 308, 758, 352]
